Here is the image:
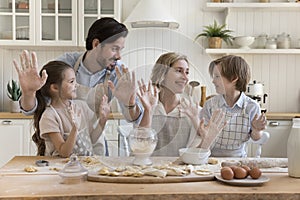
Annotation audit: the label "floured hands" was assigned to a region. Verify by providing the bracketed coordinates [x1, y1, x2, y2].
[251, 113, 267, 131]
[108, 65, 136, 106]
[179, 97, 201, 132]
[99, 95, 110, 127]
[137, 80, 158, 112]
[68, 102, 81, 130]
[199, 109, 226, 149]
[13, 50, 48, 96]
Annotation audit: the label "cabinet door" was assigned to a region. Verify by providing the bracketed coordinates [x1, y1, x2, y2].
[0, 119, 34, 167]
[0, 0, 34, 45]
[35, 0, 77, 46]
[249, 120, 292, 158]
[77, 0, 121, 47]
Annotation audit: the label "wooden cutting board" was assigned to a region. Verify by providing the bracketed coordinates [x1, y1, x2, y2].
[87, 172, 215, 183]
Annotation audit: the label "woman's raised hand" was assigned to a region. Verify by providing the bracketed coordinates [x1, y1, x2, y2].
[137, 79, 158, 112]
[13, 50, 48, 96]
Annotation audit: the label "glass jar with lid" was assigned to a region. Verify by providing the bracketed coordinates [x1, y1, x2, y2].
[277, 32, 291, 49]
[265, 37, 277, 49]
[255, 34, 268, 49]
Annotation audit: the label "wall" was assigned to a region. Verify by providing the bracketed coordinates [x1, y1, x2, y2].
[0, 0, 299, 112]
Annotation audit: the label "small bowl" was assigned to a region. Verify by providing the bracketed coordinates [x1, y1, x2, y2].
[179, 148, 211, 165]
[233, 36, 255, 49]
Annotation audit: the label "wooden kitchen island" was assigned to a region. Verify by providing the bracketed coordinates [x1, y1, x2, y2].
[0, 156, 299, 200]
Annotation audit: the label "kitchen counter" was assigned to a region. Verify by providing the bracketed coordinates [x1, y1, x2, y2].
[1, 112, 299, 120]
[0, 112, 124, 120]
[0, 156, 299, 200]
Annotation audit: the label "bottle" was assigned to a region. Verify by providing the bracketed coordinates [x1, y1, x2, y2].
[287, 118, 300, 178]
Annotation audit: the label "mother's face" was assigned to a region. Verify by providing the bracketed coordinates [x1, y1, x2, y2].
[162, 59, 189, 94]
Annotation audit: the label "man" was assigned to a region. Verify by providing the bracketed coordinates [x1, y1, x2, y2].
[13, 17, 143, 155]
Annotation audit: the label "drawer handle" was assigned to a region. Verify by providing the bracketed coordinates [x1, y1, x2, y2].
[2, 120, 12, 125]
[269, 121, 279, 126]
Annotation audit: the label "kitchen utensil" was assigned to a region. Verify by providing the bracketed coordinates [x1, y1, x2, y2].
[179, 148, 211, 165]
[59, 154, 88, 184]
[128, 127, 158, 166]
[200, 86, 206, 107]
[233, 36, 255, 49]
[189, 81, 200, 97]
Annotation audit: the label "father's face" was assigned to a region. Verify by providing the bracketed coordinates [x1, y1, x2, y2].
[96, 37, 126, 70]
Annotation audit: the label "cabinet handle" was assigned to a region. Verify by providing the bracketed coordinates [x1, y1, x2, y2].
[2, 120, 12, 125]
[269, 121, 279, 126]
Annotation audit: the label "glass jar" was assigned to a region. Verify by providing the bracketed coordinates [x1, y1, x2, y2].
[255, 34, 268, 49]
[265, 37, 277, 49]
[277, 32, 291, 49]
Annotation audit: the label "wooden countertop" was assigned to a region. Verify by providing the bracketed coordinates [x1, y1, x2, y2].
[1, 112, 299, 120]
[0, 112, 124, 120]
[0, 156, 299, 200]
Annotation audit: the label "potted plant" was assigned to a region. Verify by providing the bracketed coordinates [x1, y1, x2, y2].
[195, 20, 234, 48]
[7, 80, 22, 112]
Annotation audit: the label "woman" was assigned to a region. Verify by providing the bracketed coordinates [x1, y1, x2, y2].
[137, 52, 226, 156]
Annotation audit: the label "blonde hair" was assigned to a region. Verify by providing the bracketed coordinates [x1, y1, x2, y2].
[209, 55, 250, 92]
[151, 52, 189, 88]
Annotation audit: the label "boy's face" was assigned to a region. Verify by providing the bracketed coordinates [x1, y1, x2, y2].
[212, 64, 236, 95]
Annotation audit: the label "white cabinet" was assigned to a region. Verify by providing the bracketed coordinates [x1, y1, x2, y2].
[0, 119, 36, 167]
[0, 0, 121, 46]
[248, 120, 292, 158]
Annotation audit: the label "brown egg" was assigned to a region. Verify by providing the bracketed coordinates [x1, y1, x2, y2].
[233, 167, 248, 179]
[249, 167, 262, 179]
[221, 167, 234, 180]
[241, 165, 251, 176]
[230, 165, 238, 172]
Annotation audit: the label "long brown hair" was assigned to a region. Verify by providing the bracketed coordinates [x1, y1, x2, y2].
[32, 61, 72, 155]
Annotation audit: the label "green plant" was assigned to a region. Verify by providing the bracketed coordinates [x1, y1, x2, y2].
[195, 20, 234, 45]
[7, 80, 22, 101]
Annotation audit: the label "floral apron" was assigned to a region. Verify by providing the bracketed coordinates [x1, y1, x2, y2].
[50, 105, 93, 156]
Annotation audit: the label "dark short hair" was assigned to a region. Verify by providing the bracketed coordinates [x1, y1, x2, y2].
[85, 17, 128, 50]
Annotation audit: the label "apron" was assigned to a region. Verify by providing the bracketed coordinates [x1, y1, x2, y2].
[210, 101, 250, 157]
[50, 105, 93, 156]
[73, 54, 111, 118]
[73, 54, 109, 156]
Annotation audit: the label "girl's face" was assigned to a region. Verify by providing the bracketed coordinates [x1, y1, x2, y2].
[162, 59, 189, 94]
[60, 68, 77, 100]
[212, 64, 235, 95]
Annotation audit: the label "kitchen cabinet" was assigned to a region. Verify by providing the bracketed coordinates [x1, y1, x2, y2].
[0, 119, 36, 167]
[0, 0, 121, 46]
[248, 120, 292, 158]
[204, 2, 300, 55]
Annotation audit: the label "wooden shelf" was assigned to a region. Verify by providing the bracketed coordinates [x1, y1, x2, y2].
[206, 2, 300, 11]
[205, 48, 300, 55]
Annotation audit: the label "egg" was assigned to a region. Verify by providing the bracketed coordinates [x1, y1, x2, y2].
[233, 167, 248, 179]
[220, 167, 234, 180]
[249, 167, 262, 179]
[241, 165, 251, 176]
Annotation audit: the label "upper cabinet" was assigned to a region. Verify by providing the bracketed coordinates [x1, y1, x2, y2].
[0, 0, 34, 45]
[204, 2, 300, 55]
[0, 0, 121, 46]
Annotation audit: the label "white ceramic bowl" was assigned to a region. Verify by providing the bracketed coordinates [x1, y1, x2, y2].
[179, 148, 211, 165]
[233, 36, 255, 49]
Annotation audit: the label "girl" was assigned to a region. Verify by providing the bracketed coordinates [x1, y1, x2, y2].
[32, 61, 110, 157]
[137, 52, 226, 156]
[201, 55, 267, 157]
